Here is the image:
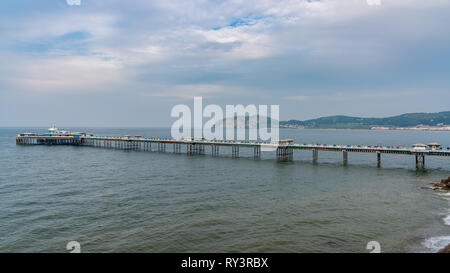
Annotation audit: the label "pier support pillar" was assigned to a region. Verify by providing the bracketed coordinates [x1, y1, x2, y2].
[212, 145, 219, 156]
[277, 148, 293, 161]
[254, 146, 261, 159]
[312, 150, 318, 163]
[416, 154, 425, 169]
[173, 143, 181, 153]
[377, 152, 381, 168]
[232, 146, 239, 158]
[343, 151, 348, 165]
[187, 144, 199, 155]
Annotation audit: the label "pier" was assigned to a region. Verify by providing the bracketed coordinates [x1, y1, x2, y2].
[16, 133, 450, 169]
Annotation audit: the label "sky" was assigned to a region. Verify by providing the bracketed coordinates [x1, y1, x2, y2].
[1, 0, 450, 127]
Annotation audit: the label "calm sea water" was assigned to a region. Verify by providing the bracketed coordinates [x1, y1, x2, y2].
[1, 127, 450, 253]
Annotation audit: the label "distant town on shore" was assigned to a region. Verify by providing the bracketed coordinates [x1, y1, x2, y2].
[280, 111, 450, 131]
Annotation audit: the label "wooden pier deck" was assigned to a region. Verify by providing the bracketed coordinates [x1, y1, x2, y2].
[16, 134, 450, 168]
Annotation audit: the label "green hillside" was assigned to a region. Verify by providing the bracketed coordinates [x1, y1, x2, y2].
[281, 111, 450, 129]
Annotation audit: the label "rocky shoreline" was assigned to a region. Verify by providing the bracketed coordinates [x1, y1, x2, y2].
[430, 177, 450, 191]
[430, 177, 450, 253]
[439, 244, 450, 253]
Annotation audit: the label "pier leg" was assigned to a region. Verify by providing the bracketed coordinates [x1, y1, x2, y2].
[232, 146, 239, 158]
[343, 151, 348, 165]
[276, 148, 281, 160]
[254, 146, 261, 159]
[415, 154, 425, 169]
[212, 145, 219, 156]
[276, 148, 292, 161]
[377, 152, 381, 168]
[312, 150, 318, 163]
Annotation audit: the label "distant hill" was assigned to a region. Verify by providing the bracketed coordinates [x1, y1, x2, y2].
[219, 115, 276, 128]
[280, 111, 450, 129]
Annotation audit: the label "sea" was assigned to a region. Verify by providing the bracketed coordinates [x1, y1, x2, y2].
[0, 127, 449, 253]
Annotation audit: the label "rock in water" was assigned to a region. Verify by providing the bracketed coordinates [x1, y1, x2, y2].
[438, 244, 450, 253]
[429, 177, 450, 191]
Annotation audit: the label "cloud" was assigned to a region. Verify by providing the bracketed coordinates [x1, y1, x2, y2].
[2, 0, 450, 126]
[366, 0, 381, 6]
[66, 0, 81, 6]
[138, 84, 232, 99]
[2, 54, 125, 93]
[284, 90, 422, 102]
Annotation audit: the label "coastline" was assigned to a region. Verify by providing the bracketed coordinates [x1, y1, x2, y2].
[280, 126, 450, 132]
[439, 244, 450, 253]
[424, 184, 450, 253]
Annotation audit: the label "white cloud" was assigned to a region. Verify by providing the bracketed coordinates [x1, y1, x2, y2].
[6, 12, 116, 47]
[66, 0, 81, 6]
[138, 84, 230, 99]
[366, 0, 381, 6]
[4, 55, 125, 93]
